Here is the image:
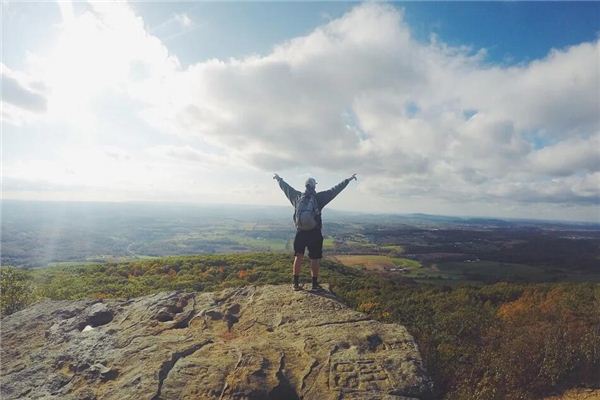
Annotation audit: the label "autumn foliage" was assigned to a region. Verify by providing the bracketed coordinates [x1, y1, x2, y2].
[333, 278, 600, 400]
[477, 286, 600, 399]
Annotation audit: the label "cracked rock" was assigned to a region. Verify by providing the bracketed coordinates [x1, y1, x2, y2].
[1, 285, 432, 399]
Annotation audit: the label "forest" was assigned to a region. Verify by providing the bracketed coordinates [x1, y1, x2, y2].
[2, 253, 598, 400]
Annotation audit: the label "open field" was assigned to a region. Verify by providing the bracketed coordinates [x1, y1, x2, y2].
[323, 236, 336, 249]
[331, 254, 421, 272]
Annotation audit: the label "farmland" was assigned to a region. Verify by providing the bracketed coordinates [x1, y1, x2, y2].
[3, 200, 600, 284]
[330, 254, 420, 272]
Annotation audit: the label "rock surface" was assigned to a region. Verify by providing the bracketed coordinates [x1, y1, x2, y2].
[544, 389, 600, 400]
[1, 285, 432, 399]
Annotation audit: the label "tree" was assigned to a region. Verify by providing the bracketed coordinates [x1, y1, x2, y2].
[1, 266, 34, 316]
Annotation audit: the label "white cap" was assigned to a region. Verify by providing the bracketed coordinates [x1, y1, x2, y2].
[305, 177, 317, 187]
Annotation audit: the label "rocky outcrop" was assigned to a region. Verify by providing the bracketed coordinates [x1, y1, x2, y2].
[1, 285, 432, 399]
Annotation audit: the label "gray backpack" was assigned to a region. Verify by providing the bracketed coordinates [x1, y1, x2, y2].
[294, 193, 320, 231]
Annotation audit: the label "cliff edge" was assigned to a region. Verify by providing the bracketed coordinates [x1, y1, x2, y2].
[1, 285, 432, 399]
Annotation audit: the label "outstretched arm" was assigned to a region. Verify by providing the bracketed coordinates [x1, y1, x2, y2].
[273, 174, 301, 206]
[317, 174, 357, 208]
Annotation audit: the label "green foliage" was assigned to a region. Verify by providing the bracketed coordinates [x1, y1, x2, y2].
[1, 266, 35, 316]
[30, 253, 360, 300]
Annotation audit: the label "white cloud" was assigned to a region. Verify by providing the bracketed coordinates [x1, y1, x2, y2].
[57, 0, 74, 23]
[145, 144, 233, 169]
[528, 135, 600, 176]
[174, 13, 192, 28]
[3, 2, 599, 219]
[1, 64, 48, 125]
[152, 3, 597, 208]
[22, 1, 180, 132]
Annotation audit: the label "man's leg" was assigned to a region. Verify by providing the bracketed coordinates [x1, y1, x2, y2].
[292, 232, 305, 290]
[292, 254, 303, 289]
[293, 254, 304, 276]
[310, 258, 320, 287]
[308, 230, 324, 289]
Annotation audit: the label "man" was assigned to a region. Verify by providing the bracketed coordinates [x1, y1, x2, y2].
[273, 173, 357, 291]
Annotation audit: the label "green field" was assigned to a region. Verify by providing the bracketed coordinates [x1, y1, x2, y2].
[234, 235, 288, 251]
[380, 244, 405, 255]
[323, 236, 335, 249]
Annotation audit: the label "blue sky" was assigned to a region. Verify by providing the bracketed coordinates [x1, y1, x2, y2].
[137, 2, 600, 66]
[5, 2, 598, 69]
[2, 1, 599, 221]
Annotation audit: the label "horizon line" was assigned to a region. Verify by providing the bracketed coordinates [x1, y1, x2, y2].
[2, 198, 598, 226]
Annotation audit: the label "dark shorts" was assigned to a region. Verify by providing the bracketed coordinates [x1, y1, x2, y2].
[293, 229, 323, 259]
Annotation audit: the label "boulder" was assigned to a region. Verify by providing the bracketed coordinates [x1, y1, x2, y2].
[1, 285, 432, 399]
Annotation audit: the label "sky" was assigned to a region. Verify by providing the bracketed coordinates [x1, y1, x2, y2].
[1, 1, 599, 222]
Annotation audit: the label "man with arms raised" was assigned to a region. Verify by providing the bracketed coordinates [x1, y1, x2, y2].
[273, 173, 357, 291]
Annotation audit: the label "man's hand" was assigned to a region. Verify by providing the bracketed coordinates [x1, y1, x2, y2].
[350, 173, 357, 181]
[273, 173, 281, 181]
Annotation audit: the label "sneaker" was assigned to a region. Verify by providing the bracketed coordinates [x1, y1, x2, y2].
[292, 283, 302, 291]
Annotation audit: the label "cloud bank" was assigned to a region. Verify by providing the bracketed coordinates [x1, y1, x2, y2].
[161, 4, 598, 207]
[3, 2, 599, 219]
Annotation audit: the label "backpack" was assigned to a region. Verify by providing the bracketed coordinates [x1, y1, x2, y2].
[294, 193, 320, 231]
